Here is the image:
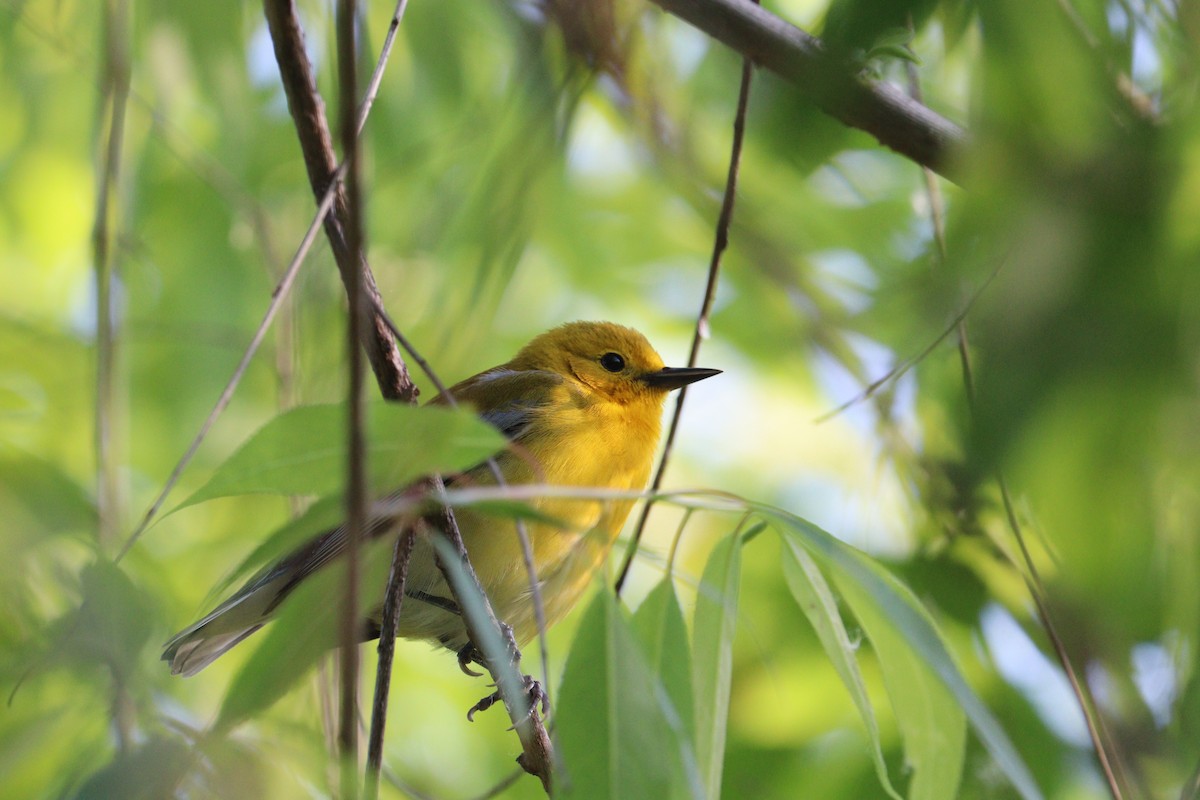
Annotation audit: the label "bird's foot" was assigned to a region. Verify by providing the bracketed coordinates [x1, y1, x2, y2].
[466, 674, 549, 726]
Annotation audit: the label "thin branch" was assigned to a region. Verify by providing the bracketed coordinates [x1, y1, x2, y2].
[361, 4, 415, 790]
[365, 528, 416, 800]
[467, 767, 525, 800]
[336, 0, 366, 792]
[647, 0, 967, 183]
[368, 301, 555, 788]
[93, 0, 131, 553]
[615, 10, 755, 595]
[358, 0, 411, 134]
[813, 260, 1001, 424]
[429, 483, 555, 791]
[996, 476, 1127, 799]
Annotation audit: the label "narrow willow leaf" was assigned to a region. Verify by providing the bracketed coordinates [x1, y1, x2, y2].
[764, 506, 1043, 800]
[780, 539, 902, 800]
[179, 404, 504, 509]
[557, 590, 698, 800]
[215, 537, 393, 731]
[835, 564, 966, 800]
[632, 577, 696, 742]
[692, 533, 742, 800]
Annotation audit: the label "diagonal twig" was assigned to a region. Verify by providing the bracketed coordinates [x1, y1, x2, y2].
[614, 3, 756, 596]
[113, 166, 346, 562]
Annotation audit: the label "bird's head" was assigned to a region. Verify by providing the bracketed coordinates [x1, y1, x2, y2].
[508, 321, 720, 405]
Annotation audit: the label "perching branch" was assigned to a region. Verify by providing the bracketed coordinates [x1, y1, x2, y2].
[261, 0, 554, 789]
[647, 0, 968, 183]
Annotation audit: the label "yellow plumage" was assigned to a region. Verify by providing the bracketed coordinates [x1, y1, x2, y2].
[163, 321, 719, 675]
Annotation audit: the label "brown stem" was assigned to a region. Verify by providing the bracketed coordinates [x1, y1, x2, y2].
[262, 0, 417, 404]
[364, 529, 416, 800]
[903, 55, 1128, 798]
[336, 0, 365, 795]
[425, 480, 555, 790]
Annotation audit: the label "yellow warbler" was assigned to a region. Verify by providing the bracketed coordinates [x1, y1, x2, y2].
[163, 321, 719, 676]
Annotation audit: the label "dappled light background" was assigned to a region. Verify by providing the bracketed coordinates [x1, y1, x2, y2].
[2, 0, 1199, 798]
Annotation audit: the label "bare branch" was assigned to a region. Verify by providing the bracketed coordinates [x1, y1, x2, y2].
[647, 0, 967, 183]
[365, 528, 416, 799]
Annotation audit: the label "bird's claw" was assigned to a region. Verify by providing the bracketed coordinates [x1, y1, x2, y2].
[457, 622, 521, 677]
[457, 643, 484, 677]
[466, 674, 549, 726]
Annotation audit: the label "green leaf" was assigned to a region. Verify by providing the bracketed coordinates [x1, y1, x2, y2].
[0, 445, 95, 538]
[214, 536, 394, 731]
[179, 404, 504, 509]
[780, 539, 902, 800]
[557, 589, 701, 800]
[764, 506, 1043, 800]
[692, 532, 742, 800]
[70, 737, 192, 800]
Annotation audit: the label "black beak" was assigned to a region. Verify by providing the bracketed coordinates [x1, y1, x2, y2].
[639, 366, 722, 390]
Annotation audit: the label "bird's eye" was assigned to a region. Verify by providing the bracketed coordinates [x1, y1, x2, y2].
[599, 352, 625, 373]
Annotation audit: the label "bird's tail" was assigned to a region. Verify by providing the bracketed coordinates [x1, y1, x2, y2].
[162, 623, 263, 677]
[161, 572, 286, 676]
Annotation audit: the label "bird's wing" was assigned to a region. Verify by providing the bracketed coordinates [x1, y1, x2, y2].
[164, 367, 568, 673]
[430, 367, 566, 443]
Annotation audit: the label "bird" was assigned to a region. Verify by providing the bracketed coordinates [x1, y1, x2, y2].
[163, 321, 720, 677]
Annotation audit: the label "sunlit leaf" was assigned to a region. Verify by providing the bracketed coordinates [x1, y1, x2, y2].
[692, 532, 742, 800]
[632, 577, 696, 743]
[836, 561, 966, 799]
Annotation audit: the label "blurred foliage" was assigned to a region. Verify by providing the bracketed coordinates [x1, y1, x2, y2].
[2, 0, 1200, 798]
